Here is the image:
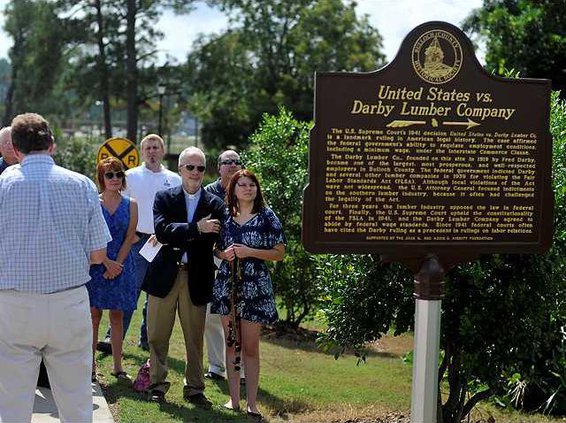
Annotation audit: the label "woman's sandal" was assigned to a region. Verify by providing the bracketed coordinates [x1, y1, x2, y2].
[223, 402, 241, 412]
[111, 371, 132, 383]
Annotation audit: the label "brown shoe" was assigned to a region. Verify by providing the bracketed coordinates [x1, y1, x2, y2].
[185, 392, 212, 410]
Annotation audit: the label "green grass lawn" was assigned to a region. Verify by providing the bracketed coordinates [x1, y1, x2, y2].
[93, 298, 566, 423]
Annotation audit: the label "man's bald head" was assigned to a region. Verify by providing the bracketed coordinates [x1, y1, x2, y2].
[0, 127, 17, 165]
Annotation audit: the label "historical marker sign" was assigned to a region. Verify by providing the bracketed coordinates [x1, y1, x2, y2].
[302, 21, 553, 256]
[97, 137, 140, 169]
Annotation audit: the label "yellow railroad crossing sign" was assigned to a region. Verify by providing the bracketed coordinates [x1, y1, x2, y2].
[97, 137, 140, 169]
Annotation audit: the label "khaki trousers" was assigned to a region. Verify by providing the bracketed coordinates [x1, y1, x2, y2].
[0, 286, 93, 423]
[147, 269, 207, 396]
[204, 304, 226, 376]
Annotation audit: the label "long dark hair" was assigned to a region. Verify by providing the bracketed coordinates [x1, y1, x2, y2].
[226, 169, 265, 217]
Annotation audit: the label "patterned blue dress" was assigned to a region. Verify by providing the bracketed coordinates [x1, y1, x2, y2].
[87, 196, 137, 311]
[211, 207, 286, 324]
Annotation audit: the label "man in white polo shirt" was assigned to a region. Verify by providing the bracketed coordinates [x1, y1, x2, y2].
[100, 134, 181, 352]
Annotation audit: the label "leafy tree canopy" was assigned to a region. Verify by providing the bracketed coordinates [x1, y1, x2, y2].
[463, 0, 566, 93]
[187, 0, 386, 150]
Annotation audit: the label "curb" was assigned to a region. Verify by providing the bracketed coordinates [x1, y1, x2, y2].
[32, 382, 114, 422]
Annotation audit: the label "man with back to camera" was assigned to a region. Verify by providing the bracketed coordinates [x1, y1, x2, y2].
[143, 146, 224, 406]
[0, 126, 17, 173]
[99, 134, 181, 353]
[0, 126, 51, 390]
[0, 113, 111, 422]
[203, 149, 243, 381]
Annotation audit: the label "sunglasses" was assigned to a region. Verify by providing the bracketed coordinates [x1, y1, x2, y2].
[104, 171, 125, 180]
[182, 164, 206, 173]
[221, 159, 242, 166]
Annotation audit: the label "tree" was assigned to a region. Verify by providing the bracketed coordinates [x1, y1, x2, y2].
[463, 0, 566, 93]
[0, 59, 11, 122]
[186, 31, 258, 148]
[56, 0, 125, 137]
[2, 0, 69, 125]
[188, 0, 385, 149]
[60, 0, 194, 141]
[3, 0, 194, 138]
[122, 0, 195, 141]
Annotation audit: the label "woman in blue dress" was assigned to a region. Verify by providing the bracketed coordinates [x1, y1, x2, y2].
[87, 157, 138, 382]
[212, 169, 286, 419]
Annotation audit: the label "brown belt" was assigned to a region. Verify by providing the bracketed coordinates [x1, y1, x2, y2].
[178, 262, 189, 271]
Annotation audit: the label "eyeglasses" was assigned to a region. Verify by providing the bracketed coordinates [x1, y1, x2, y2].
[182, 164, 206, 173]
[221, 159, 242, 166]
[104, 171, 125, 180]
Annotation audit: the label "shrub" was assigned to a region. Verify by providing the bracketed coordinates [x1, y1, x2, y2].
[244, 107, 320, 327]
[52, 133, 98, 181]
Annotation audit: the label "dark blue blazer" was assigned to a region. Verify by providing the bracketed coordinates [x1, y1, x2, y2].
[142, 185, 225, 305]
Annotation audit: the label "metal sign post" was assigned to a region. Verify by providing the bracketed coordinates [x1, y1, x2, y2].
[410, 256, 444, 423]
[411, 298, 442, 423]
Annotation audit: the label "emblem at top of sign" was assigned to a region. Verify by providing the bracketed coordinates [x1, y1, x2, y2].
[412, 30, 463, 85]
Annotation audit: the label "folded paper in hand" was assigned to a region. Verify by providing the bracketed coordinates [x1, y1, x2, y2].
[139, 238, 163, 262]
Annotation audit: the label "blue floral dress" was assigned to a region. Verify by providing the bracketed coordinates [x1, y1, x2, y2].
[87, 196, 137, 311]
[211, 207, 286, 324]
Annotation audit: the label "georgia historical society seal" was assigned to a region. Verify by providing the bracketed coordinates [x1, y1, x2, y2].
[412, 29, 462, 84]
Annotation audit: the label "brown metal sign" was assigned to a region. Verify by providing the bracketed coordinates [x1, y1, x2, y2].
[302, 21, 553, 255]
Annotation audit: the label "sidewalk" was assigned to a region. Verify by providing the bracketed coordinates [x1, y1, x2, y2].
[32, 382, 114, 423]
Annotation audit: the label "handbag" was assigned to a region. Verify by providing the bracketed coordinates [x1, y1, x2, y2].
[132, 359, 151, 392]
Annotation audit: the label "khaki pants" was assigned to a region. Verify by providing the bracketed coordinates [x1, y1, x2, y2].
[0, 286, 93, 423]
[147, 270, 207, 396]
[204, 304, 226, 376]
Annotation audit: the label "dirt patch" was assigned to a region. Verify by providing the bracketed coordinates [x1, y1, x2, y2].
[262, 322, 319, 343]
[335, 412, 410, 423]
[367, 333, 413, 358]
[269, 408, 410, 423]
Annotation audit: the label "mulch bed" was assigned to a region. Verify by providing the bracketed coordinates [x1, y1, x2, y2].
[334, 412, 410, 423]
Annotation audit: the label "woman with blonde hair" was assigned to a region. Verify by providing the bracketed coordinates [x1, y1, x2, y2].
[87, 157, 138, 382]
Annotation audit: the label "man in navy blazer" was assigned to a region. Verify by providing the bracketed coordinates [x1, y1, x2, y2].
[143, 146, 224, 407]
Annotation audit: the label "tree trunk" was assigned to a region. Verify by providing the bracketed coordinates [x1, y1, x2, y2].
[126, 0, 138, 142]
[95, 0, 112, 139]
[2, 77, 15, 126]
[442, 344, 466, 423]
[3, 25, 25, 126]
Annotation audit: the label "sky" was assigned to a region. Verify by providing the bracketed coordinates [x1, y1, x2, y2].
[0, 0, 484, 64]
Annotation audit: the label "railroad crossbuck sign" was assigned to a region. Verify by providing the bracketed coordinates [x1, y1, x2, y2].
[97, 137, 140, 169]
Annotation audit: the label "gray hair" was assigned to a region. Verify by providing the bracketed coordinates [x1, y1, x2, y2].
[178, 146, 206, 166]
[0, 127, 12, 150]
